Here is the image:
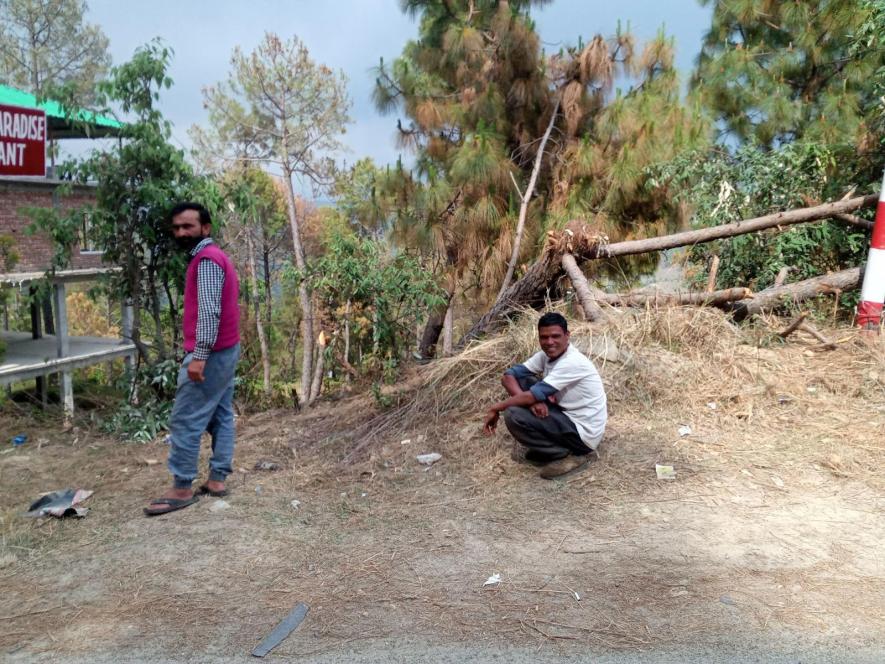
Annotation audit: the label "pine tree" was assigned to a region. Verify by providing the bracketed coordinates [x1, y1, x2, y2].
[0, 0, 110, 101]
[375, 1, 708, 355]
[693, 0, 883, 147]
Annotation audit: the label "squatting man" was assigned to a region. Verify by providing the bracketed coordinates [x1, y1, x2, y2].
[482, 312, 607, 479]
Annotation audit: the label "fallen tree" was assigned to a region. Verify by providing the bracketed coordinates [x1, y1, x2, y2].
[561, 252, 607, 321]
[461, 193, 877, 343]
[599, 287, 752, 308]
[727, 267, 862, 320]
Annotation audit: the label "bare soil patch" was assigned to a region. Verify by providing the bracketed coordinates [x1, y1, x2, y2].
[1, 309, 884, 661]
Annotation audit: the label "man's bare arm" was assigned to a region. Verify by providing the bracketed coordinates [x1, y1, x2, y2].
[501, 373, 522, 397]
[483, 390, 540, 436]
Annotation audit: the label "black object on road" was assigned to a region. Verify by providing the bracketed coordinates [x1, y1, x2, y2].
[251, 602, 309, 658]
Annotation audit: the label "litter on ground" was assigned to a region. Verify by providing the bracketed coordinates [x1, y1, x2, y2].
[26, 489, 93, 518]
[655, 464, 677, 480]
[416, 452, 442, 466]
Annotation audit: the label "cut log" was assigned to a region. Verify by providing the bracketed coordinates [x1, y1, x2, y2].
[561, 252, 606, 321]
[591, 195, 877, 259]
[800, 321, 837, 350]
[599, 287, 751, 308]
[460, 194, 877, 344]
[831, 212, 874, 231]
[778, 313, 809, 339]
[728, 267, 862, 320]
[773, 266, 791, 287]
[706, 255, 720, 293]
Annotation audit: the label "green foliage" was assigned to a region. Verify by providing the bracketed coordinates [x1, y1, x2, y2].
[0, 234, 19, 271]
[376, 1, 711, 298]
[195, 32, 352, 405]
[654, 142, 874, 290]
[853, 0, 885, 142]
[306, 231, 446, 376]
[194, 33, 351, 189]
[0, 0, 111, 102]
[27, 41, 214, 360]
[102, 358, 178, 443]
[694, 0, 884, 147]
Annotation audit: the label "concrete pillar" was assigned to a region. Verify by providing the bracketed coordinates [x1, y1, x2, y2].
[53, 282, 74, 418]
[29, 286, 48, 407]
[121, 299, 135, 373]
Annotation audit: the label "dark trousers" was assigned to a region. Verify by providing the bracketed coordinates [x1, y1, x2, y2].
[503, 376, 591, 460]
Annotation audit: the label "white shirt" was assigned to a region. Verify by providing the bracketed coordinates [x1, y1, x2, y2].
[522, 344, 607, 449]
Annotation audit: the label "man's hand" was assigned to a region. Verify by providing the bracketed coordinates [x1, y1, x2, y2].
[482, 409, 500, 436]
[530, 401, 549, 418]
[187, 359, 206, 383]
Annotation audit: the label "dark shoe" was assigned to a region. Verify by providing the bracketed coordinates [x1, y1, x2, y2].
[197, 483, 229, 497]
[525, 449, 564, 465]
[539, 454, 593, 480]
[143, 495, 199, 516]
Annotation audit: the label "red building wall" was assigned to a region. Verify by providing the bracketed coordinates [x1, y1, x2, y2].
[0, 177, 104, 273]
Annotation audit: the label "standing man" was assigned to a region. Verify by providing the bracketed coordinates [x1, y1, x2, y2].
[145, 202, 241, 516]
[482, 312, 606, 479]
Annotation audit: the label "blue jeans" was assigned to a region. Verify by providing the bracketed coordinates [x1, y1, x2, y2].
[167, 344, 240, 489]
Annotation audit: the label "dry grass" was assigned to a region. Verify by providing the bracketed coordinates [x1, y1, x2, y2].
[344, 305, 885, 489]
[0, 305, 883, 659]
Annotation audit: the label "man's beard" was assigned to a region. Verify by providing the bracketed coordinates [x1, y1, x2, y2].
[175, 236, 202, 252]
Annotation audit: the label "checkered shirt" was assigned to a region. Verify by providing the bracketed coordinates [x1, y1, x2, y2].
[189, 237, 225, 360]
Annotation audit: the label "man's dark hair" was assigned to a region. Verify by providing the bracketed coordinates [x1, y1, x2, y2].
[538, 312, 568, 332]
[169, 202, 212, 226]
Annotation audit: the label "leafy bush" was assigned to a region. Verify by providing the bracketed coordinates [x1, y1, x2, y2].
[102, 358, 179, 443]
[296, 232, 446, 381]
[652, 142, 877, 291]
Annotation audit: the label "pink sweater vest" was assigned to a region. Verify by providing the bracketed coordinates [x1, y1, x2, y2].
[182, 243, 240, 353]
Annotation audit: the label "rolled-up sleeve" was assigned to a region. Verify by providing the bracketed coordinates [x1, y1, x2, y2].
[504, 364, 534, 380]
[529, 380, 558, 403]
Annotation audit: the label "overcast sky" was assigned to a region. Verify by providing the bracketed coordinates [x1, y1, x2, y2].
[85, 0, 712, 170]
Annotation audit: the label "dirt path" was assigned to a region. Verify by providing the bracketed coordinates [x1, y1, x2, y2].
[2, 389, 884, 663]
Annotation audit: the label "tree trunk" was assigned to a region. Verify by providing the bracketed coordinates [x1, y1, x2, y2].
[442, 295, 454, 355]
[727, 267, 862, 320]
[308, 331, 325, 406]
[561, 252, 605, 321]
[706, 255, 720, 293]
[592, 194, 877, 260]
[147, 261, 168, 361]
[496, 100, 559, 301]
[463, 194, 878, 342]
[460, 250, 563, 346]
[418, 290, 454, 359]
[261, 231, 273, 324]
[599, 287, 752, 307]
[281, 166, 314, 405]
[344, 299, 351, 383]
[163, 280, 180, 350]
[246, 227, 272, 397]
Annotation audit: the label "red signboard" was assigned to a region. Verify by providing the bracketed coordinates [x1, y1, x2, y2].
[0, 103, 47, 176]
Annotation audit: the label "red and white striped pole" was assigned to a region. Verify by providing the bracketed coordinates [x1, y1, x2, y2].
[857, 171, 885, 332]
